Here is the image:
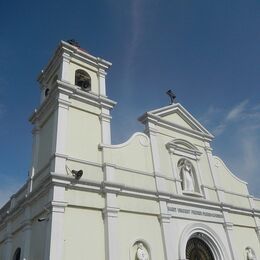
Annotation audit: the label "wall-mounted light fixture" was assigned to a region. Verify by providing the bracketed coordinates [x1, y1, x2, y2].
[66, 165, 84, 180]
[38, 207, 50, 222]
[71, 169, 83, 180]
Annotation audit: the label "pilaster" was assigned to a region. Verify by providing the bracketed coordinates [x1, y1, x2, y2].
[97, 68, 107, 96]
[158, 200, 175, 260]
[44, 186, 67, 260]
[99, 109, 112, 145]
[103, 187, 120, 260]
[21, 220, 32, 260]
[28, 122, 40, 193]
[148, 123, 166, 192]
[60, 52, 71, 83]
[3, 223, 12, 260]
[204, 144, 225, 202]
[51, 93, 70, 174]
[248, 196, 260, 243]
[255, 226, 260, 243]
[222, 207, 239, 260]
[194, 158, 207, 197]
[104, 164, 116, 182]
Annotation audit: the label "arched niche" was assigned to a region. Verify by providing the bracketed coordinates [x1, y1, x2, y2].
[129, 239, 151, 260]
[166, 138, 204, 197]
[177, 158, 200, 195]
[245, 246, 257, 260]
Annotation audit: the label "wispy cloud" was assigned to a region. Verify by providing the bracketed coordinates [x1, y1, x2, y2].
[201, 100, 260, 196]
[240, 136, 258, 175]
[200, 99, 258, 136]
[202, 99, 260, 138]
[225, 99, 248, 121]
[199, 105, 222, 126]
[211, 99, 250, 135]
[123, 0, 145, 83]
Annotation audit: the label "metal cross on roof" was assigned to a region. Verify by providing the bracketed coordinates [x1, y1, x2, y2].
[166, 89, 176, 104]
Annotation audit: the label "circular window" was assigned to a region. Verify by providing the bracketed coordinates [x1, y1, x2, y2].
[186, 237, 214, 260]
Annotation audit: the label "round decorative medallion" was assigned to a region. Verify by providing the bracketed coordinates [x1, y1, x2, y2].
[186, 237, 214, 260]
[139, 135, 150, 147]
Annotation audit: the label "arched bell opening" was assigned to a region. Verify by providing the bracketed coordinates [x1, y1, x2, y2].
[75, 69, 91, 91]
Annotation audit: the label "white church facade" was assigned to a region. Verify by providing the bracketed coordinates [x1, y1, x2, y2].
[0, 40, 260, 260]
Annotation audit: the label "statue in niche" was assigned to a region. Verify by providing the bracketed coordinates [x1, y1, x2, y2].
[136, 242, 149, 260]
[179, 159, 195, 192]
[246, 247, 256, 260]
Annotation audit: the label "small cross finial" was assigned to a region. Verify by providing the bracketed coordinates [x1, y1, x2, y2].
[166, 90, 176, 104]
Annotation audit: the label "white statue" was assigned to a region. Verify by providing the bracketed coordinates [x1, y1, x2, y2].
[246, 248, 256, 260]
[136, 243, 149, 260]
[179, 159, 195, 192]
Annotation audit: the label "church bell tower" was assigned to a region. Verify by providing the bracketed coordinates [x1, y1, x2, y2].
[28, 40, 116, 191]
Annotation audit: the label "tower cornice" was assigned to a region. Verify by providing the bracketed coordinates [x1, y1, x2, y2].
[37, 40, 112, 85]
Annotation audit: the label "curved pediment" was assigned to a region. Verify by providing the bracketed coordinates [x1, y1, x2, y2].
[166, 138, 202, 158]
[99, 132, 153, 174]
[100, 132, 150, 149]
[213, 156, 248, 195]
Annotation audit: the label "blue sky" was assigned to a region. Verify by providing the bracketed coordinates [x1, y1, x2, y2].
[0, 0, 259, 206]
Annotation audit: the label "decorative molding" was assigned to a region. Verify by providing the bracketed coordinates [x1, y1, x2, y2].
[223, 222, 234, 230]
[38, 41, 111, 85]
[166, 138, 202, 158]
[1, 169, 259, 228]
[159, 213, 171, 223]
[99, 112, 112, 121]
[182, 191, 204, 198]
[102, 207, 120, 218]
[99, 132, 150, 150]
[102, 162, 153, 177]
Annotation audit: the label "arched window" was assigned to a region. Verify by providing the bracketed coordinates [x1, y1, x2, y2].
[186, 237, 214, 260]
[75, 69, 91, 91]
[13, 248, 21, 260]
[178, 158, 199, 194]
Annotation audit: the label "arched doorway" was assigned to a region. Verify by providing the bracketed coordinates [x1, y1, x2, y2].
[179, 223, 230, 260]
[186, 237, 214, 260]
